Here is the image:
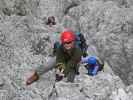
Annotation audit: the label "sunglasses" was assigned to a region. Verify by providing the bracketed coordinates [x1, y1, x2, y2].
[64, 41, 73, 44]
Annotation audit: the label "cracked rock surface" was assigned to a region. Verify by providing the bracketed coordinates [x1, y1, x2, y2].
[0, 0, 133, 100]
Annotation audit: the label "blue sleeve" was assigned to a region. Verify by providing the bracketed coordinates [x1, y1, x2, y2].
[81, 56, 90, 63]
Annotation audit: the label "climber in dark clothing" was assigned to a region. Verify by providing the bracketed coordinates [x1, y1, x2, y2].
[46, 16, 56, 27]
[55, 31, 82, 82]
[26, 30, 82, 85]
[81, 56, 104, 76]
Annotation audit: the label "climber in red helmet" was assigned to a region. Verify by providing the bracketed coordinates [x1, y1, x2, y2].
[55, 30, 82, 82]
[26, 30, 82, 85]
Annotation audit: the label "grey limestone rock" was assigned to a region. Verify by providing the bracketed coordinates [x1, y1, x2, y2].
[0, 0, 133, 100]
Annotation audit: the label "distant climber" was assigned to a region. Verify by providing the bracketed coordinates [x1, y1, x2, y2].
[46, 16, 56, 27]
[81, 56, 104, 76]
[26, 30, 82, 85]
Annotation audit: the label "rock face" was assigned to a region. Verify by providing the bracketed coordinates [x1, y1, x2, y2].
[72, 0, 133, 85]
[0, 0, 133, 100]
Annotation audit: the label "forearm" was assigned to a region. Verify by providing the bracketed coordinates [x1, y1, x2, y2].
[36, 57, 56, 75]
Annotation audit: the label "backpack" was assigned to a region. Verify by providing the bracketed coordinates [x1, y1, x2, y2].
[87, 59, 104, 76]
[84, 56, 104, 76]
[53, 41, 61, 55]
[75, 32, 88, 57]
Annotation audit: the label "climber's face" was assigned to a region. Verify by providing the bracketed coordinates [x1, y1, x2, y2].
[63, 41, 74, 50]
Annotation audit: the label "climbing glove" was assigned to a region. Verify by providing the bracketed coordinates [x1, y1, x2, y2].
[56, 63, 65, 72]
[55, 63, 65, 81]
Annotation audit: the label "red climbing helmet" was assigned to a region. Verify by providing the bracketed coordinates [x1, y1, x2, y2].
[60, 31, 75, 44]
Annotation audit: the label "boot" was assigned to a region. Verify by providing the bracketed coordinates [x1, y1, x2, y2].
[26, 71, 39, 85]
